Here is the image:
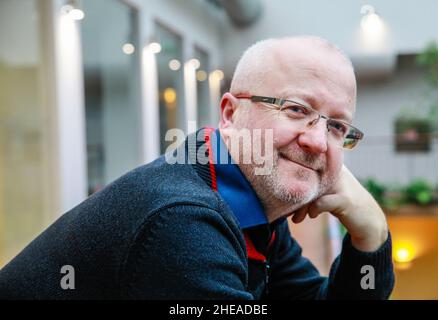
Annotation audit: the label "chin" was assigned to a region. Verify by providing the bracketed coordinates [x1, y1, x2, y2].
[261, 156, 323, 205]
[281, 178, 319, 204]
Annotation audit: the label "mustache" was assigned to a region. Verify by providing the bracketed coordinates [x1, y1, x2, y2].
[277, 148, 325, 172]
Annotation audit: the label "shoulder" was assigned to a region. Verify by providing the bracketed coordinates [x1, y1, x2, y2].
[119, 204, 250, 299]
[106, 155, 223, 213]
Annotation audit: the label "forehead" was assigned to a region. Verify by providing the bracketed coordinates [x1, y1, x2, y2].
[268, 53, 356, 122]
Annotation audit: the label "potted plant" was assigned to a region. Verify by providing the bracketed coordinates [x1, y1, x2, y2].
[362, 178, 438, 215]
[394, 117, 431, 152]
[403, 179, 435, 206]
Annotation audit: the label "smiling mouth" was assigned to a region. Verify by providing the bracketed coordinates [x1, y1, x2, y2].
[279, 154, 318, 172]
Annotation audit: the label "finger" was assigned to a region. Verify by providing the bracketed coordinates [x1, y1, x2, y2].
[308, 201, 325, 219]
[308, 208, 321, 219]
[308, 194, 344, 218]
[291, 205, 309, 224]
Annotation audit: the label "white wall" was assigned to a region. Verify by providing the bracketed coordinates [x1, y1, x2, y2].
[0, 0, 39, 66]
[221, 0, 438, 76]
[346, 55, 438, 185]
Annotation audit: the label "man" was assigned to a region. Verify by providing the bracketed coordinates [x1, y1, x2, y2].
[0, 36, 394, 299]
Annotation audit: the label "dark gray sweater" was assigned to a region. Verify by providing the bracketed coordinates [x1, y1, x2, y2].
[0, 129, 394, 299]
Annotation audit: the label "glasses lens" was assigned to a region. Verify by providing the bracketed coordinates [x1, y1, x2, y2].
[343, 137, 359, 149]
[276, 99, 362, 149]
[343, 129, 362, 149]
[327, 120, 361, 149]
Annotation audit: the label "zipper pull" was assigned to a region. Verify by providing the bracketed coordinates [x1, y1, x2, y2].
[265, 262, 270, 295]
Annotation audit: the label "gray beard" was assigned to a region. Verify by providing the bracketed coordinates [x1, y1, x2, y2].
[238, 150, 332, 215]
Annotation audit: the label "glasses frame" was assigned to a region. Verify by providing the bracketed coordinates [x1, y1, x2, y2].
[235, 94, 364, 149]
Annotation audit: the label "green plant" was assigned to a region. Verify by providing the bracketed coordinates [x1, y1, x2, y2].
[361, 177, 438, 208]
[403, 179, 434, 205]
[362, 178, 386, 205]
[417, 41, 438, 86]
[417, 42, 438, 133]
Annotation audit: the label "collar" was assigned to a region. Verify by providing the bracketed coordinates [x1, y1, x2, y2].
[207, 128, 269, 229]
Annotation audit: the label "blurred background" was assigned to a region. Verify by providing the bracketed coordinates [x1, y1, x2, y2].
[1, 0, 438, 299]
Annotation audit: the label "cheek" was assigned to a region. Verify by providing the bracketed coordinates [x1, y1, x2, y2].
[241, 113, 295, 143]
[324, 149, 343, 179]
[271, 124, 301, 150]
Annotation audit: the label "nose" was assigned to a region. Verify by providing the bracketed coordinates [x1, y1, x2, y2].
[297, 120, 328, 154]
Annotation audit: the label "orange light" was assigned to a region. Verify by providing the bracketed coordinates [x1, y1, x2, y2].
[395, 248, 411, 263]
[394, 242, 415, 263]
[163, 88, 177, 105]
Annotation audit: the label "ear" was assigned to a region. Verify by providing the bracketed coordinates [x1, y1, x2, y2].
[219, 92, 240, 129]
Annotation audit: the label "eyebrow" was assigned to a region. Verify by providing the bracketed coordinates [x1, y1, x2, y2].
[281, 91, 353, 123]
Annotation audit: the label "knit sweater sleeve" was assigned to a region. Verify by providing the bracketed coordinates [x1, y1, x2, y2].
[119, 204, 254, 299]
[266, 220, 395, 300]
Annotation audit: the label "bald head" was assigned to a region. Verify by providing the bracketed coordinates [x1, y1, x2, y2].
[230, 36, 357, 114]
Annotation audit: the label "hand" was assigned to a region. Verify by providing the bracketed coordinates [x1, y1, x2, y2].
[291, 164, 389, 252]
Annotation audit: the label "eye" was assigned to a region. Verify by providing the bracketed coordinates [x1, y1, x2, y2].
[282, 104, 309, 118]
[328, 120, 348, 136]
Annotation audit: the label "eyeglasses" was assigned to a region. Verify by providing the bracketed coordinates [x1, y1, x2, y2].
[235, 95, 364, 149]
